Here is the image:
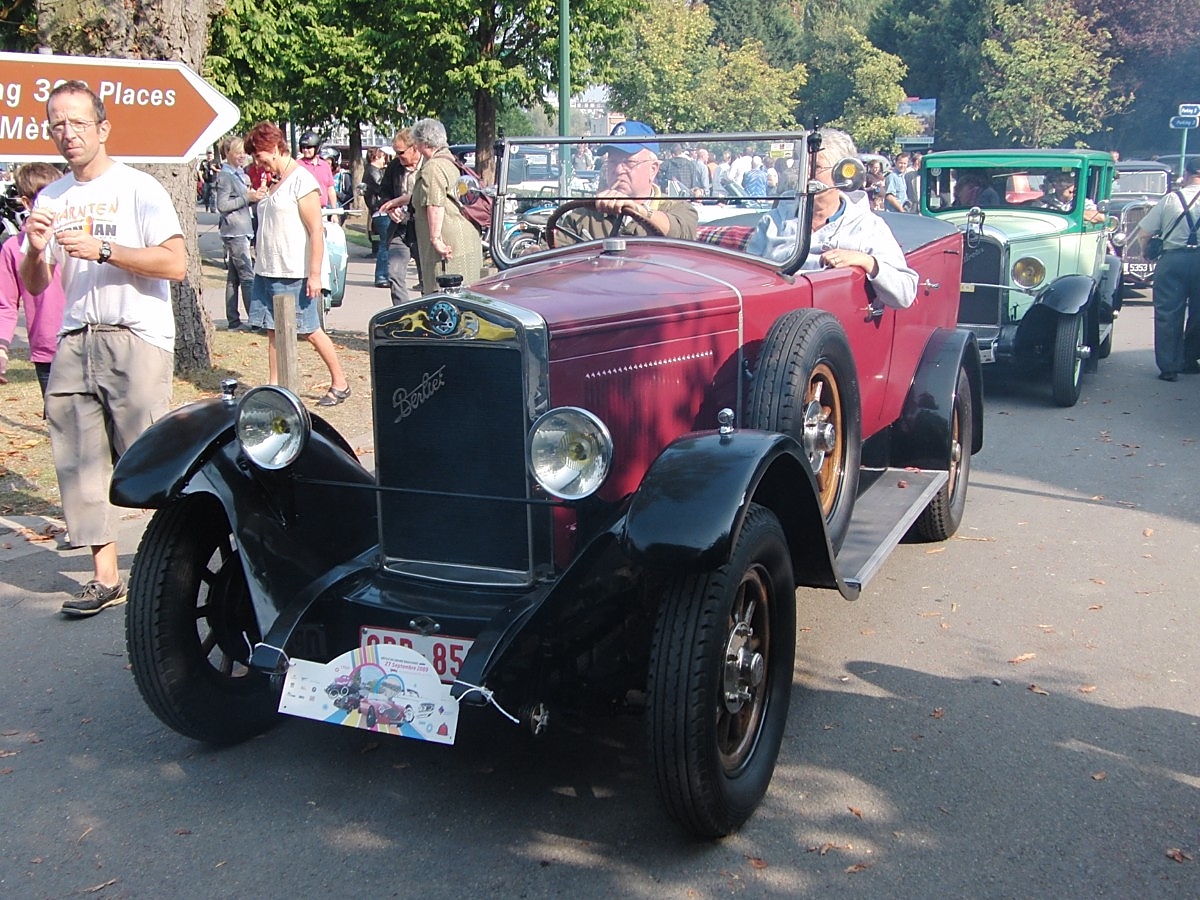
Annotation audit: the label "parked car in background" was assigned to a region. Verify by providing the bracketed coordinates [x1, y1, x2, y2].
[1107, 159, 1173, 290]
[115, 130, 983, 839]
[920, 149, 1121, 406]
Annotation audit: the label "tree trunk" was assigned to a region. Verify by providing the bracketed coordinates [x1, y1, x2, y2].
[35, 0, 219, 375]
[474, 88, 497, 186]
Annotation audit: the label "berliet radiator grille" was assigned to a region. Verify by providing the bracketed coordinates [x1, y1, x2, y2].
[959, 237, 1003, 326]
[370, 296, 547, 583]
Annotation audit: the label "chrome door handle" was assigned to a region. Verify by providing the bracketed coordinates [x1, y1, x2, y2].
[922, 279, 941, 290]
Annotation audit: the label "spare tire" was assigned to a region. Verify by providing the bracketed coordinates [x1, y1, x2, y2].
[747, 309, 861, 551]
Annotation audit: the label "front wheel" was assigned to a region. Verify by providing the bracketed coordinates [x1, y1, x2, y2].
[126, 494, 279, 744]
[647, 504, 796, 838]
[1051, 312, 1085, 407]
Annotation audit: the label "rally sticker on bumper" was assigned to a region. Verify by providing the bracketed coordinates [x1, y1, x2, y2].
[279, 643, 459, 744]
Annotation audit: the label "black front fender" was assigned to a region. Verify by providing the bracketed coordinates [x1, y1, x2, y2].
[619, 429, 838, 590]
[111, 398, 238, 508]
[1037, 272, 1095, 316]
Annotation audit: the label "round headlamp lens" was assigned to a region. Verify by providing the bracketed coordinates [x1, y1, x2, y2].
[236, 386, 311, 470]
[1011, 256, 1046, 289]
[528, 407, 612, 500]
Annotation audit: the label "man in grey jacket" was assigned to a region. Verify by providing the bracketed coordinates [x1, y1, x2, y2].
[214, 136, 255, 330]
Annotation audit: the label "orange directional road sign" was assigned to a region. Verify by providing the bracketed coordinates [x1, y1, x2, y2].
[0, 51, 239, 163]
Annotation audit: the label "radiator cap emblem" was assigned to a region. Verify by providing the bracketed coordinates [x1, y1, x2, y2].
[428, 300, 460, 336]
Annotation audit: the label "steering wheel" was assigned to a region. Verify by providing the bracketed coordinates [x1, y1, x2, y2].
[545, 197, 665, 249]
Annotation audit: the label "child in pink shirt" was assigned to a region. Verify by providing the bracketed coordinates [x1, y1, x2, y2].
[0, 162, 67, 395]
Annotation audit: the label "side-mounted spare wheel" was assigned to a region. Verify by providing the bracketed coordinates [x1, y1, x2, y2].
[126, 494, 279, 744]
[647, 504, 796, 838]
[748, 308, 862, 551]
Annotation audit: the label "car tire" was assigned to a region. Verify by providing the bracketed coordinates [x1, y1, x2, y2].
[911, 366, 973, 542]
[748, 309, 862, 552]
[646, 503, 796, 838]
[126, 494, 279, 744]
[1051, 311, 1084, 407]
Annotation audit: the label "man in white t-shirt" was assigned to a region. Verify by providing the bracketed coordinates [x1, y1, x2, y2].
[21, 80, 186, 618]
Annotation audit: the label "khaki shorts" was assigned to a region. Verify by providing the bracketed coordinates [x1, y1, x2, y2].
[45, 326, 173, 547]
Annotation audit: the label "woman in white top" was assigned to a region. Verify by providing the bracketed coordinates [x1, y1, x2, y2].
[244, 121, 350, 407]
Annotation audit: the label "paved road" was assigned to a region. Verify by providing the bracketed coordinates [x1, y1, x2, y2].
[3, 290, 1200, 898]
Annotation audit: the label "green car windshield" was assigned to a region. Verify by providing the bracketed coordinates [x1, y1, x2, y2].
[924, 165, 1087, 215]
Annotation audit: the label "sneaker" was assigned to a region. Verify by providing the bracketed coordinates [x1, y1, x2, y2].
[61, 580, 127, 618]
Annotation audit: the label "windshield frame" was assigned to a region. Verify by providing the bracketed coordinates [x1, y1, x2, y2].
[491, 131, 816, 272]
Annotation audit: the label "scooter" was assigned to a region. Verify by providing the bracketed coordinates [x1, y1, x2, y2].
[320, 208, 359, 315]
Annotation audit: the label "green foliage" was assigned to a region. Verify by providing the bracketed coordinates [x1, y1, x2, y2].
[607, 0, 805, 131]
[706, 0, 804, 67]
[797, 25, 915, 152]
[868, 0, 997, 147]
[973, 0, 1129, 147]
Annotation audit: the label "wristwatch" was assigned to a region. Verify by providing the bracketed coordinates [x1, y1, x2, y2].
[97, 241, 112, 264]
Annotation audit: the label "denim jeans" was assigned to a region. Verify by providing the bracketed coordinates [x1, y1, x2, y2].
[373, 213, 390, 284]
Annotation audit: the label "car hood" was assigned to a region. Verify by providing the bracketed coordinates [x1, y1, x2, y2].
[929, 209, 1073, 240]
[471, 243, 752, 334]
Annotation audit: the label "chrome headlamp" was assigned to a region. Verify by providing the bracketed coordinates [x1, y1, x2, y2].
[1011, 256, 1046, 289]
[236, 386, 311, 470]
[528, 407, 612, 500]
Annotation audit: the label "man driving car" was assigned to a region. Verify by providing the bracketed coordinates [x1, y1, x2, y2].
[555, 121, 697, 243]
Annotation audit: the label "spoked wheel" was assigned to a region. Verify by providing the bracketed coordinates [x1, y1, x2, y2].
[911, 366, 974, 541]
[647, 504, 796, 838]
[1051, 312, 1085, 407]
[748, 309, 861, 551]
[126, 494, 278, 744]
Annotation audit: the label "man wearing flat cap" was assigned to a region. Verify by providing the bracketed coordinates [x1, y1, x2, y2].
[557, 121, 697, 243]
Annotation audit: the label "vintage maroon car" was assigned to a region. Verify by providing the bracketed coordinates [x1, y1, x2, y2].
[113, 130, 982, 838]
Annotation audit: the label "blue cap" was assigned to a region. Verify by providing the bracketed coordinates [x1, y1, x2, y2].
[600, 120, 659, 157]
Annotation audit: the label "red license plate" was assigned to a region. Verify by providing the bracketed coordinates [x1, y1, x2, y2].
[360, 626, 472, 684]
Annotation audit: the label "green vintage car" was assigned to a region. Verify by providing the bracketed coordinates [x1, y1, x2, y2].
[920, 149, 1121, 406]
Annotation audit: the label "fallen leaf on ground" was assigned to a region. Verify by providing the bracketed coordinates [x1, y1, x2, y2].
[1166, 848, 1193, 863]
[930, 708, 945, 719]
[175, 828, 193, 835]
[1079, 684, 1097, 693]
[82, 879, 118, 894]
[1028, 684, 1049, 696]
[845, 862, 871, 873]
[1088, 604, 1103, 611]
[1143, 528, 1154, 537]
[1009, 653, 1036, 664]
[807, 842, 850, 855]
[926, 547, 945, 554]
[1090, 577, 1106, 585]
[1092, 771, 1107, 781]
[848, 806, 864, 819]
[745, 855, 768, 869]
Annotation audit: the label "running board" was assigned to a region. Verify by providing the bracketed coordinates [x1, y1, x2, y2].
[835, 467, 948, 594]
